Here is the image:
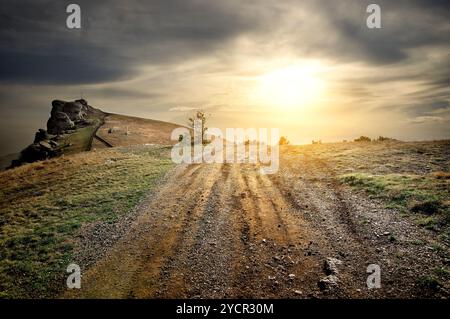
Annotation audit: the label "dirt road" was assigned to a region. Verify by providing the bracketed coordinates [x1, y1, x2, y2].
[67, 151, 449, 298]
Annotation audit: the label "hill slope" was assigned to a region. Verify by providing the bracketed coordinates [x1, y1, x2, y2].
[92, 113, 184, 149]
[1, 140, 449, 298]
[0, 145, 174, 298]
[7, 100, 184, 168]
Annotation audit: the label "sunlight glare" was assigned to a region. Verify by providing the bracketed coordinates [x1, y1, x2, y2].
[255, 62, 326, 110]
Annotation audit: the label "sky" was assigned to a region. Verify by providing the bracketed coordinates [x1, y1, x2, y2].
[0, 0, 449, 155]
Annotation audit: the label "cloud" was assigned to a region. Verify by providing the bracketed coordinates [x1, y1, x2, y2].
[0, 0, 449, 154]
[407, 116, 445, 124]
[0, 0, 261, 84]
[169, 106, 199, 112]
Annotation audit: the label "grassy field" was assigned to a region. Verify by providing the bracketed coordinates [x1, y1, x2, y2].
[62, 110, 106, 155]
[0, 145, 174, 298]
[340, 173, 449, 233]
[298, 140, 450, 244]
[0, 138, 448, 298]
[93, 114, 184, 149]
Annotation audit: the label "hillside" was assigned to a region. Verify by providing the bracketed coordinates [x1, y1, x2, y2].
[7, 100, 184, 168]
[92, 114, 184, 149]
[0, 145, 174, 298]
[0, 139, 449, 298]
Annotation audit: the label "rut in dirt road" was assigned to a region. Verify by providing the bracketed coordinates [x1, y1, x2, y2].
[67, 157, 449, 299]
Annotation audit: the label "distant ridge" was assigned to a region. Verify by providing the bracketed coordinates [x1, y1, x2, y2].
[8, 99, 184, 168]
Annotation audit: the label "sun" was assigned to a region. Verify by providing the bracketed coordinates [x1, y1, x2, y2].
[254, 62, 326, 109]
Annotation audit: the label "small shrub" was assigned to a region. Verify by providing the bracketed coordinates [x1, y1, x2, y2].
[377, 136, 396, 142]
[434, 267, 450, 279]
[279, 136, 290, 145]
[416, 276, 440, 291]
[410, 200, 442, 215]
[354, 136, 371, 142]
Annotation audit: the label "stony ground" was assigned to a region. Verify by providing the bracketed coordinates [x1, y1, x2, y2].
[66, 142, 450, 299]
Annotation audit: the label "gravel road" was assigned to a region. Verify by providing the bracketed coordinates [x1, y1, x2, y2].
[66, 151, 449, 298]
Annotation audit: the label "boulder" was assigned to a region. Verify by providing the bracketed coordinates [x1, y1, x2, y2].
[33, 129, 50, 143]
[38, 140, 53, 150]
[323, 257, 342, 276]
[318, 275, 339, 291]
[47, 111, 75, 135]
[51, 99, 87, 122]
[318, 257, 343, 291]
[64, 101, 86, 122]
[20, 143, 49, 163]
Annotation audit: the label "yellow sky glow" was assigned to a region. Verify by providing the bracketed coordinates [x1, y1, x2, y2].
[249, 61, 328, 111]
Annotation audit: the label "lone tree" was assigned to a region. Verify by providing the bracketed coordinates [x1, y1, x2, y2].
[188, 111, 209, 144]
[279, 136, 290, 145]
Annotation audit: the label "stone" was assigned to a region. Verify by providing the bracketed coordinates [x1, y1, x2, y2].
[47, 111, 75, 135]
[39, 141, 53, 150]
[47, 99, 92, 134]
[323, 257, 342, 275]
[33, 129, 50, 143]
[318, 275, 339, 291]
[20, 143, 48, 163]
[51, 99, 87, 122]
[49, 140, 59, 147]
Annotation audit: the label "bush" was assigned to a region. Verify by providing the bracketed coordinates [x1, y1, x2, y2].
[377, 136, 396, 142]
[410, 200, 442, 215]
[416, 276, 440, 291]
[354, 136, 371, 142]
[279, 136, 290, 145]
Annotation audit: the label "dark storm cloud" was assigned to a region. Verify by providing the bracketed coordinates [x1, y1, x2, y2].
[0, 0, 261, 84]
[1, 0, 449, 84]
[299, 0, 450, 65]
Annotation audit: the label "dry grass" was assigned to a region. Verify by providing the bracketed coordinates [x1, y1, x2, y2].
[93, 114, 185, 149]
[0, 145, 174, 298]
[283, 140, 450, 243]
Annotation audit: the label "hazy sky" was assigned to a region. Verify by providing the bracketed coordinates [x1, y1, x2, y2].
[0, 0, 449, 155]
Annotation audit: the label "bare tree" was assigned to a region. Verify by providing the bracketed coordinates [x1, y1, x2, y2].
[279, 136, 290, 145]
[188, 111, 209, 144]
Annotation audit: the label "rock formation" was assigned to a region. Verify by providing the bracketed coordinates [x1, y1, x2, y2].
[47, 99, 91, 134]
[10, 99, 102, 167]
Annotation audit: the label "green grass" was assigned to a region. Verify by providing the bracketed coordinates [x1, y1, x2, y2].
[339, 173, 449, 241]
[63, 112, 104, 155]
[416, 275, 441, 292]
[0, 145, 174, 298]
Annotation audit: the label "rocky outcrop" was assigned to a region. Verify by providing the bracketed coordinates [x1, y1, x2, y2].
[47, 99, 90, 135]
[47, 111, 75, 135]
[10, 99, 104, 168]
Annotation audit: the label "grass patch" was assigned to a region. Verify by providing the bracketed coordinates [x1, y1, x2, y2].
[62, 110, 104, 155]
[0, 145, 174, 298]
[339, 173, 449, 239]
[416, 275, 441, 292]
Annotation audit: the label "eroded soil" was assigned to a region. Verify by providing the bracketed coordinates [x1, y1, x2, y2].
[66, 147, 449, 298]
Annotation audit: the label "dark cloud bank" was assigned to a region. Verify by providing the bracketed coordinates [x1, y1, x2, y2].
[0, 0, 449, 154]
